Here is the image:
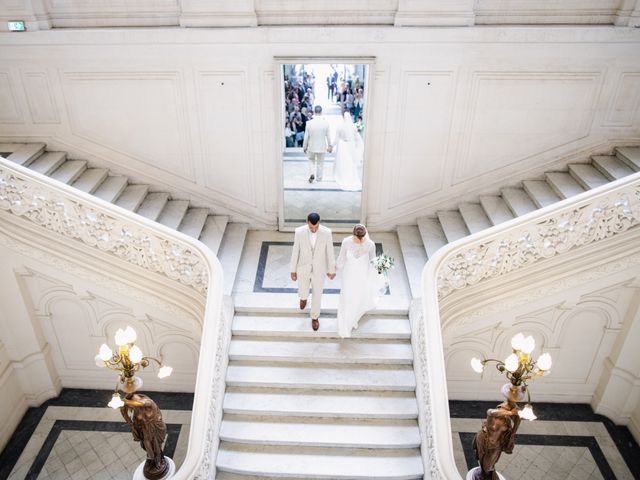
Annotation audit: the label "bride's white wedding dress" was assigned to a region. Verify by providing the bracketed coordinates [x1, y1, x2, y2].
[333, 113, 364, 192]
[336, 235, 385, 338]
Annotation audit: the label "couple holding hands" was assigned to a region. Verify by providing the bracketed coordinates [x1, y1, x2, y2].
[290, 213, 384, 338]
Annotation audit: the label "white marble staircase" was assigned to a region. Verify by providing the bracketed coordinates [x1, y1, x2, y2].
[399, 146, 640, 296]
[0, 143, 248, 288]
[216, 310, 423, 479]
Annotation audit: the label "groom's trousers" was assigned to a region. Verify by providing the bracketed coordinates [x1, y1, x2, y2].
[297, 269, 326, 319]
[307, 152, 325, 181]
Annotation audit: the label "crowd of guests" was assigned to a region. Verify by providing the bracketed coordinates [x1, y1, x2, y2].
[284, 71, 316, 148]
[327, 70, 365, 122]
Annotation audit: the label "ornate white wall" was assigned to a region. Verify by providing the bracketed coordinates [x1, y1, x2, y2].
[1, 27, 639, 228]
[0, 226, 203, 451]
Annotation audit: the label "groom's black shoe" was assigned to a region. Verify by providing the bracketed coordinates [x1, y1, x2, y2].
[311, 318, 319, 331]
[308, 174, 315, 183]
[300, 299, 307, 310]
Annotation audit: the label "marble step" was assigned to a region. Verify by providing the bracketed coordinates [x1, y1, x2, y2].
[199, 214, 229, 254]
[218, 223, 249, 296]
[6, 143, 45, 166]
[437, 210, 470, 242]
[216, 443, 423, 479]
[228, 338, 413, 365]
[179, 208, 209, 239]
[72, 168, 109, 194]
[416, 217, 448, 258]
[458, 203, 492, 234]
[568, 164, 609, 190]
[223, 388, 418, 419]
[479, 196, 515, 226]
[615, 146, 640, 171]
[219, 416, 421, 449]
[231, 315, 411, 340]
[115, 184, 149, 211]
[94, 176, 128, 203]
[545, 172, 585, 199]
[591, 155, 635, 180]
[157, 199, 189, 230]
[50, 160, 87, 185]
[522, 180, 560, 208]
[136, 192, 170, 220]
[501, 187, 537, 216]
[28, 151, 67, 176]
[226, 363, 416, 391]
[396, 225, 427, 299]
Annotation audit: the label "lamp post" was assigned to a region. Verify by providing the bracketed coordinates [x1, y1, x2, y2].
[96, 326, 175, 480]
[468, 333, 552, 480]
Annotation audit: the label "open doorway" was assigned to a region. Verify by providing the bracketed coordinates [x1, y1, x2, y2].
[280, 62, 369, 230]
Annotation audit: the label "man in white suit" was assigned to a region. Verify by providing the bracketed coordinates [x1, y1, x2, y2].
[290, 212, 336, 331]
[303, 105, 332, 183]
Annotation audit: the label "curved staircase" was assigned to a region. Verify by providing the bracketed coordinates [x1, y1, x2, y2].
[399, 146, 640, 295]
[0, 142, 248, 294]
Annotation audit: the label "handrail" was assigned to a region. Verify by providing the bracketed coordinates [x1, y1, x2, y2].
[0, 156, 226, 479]
[418, 171, 640, 478]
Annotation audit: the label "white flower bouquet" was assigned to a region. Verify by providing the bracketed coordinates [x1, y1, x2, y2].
[371, 253, 395, 274]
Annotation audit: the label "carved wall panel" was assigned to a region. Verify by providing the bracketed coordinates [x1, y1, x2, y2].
[196, 70, 256, 206]
[0, 71, 23, 124]
[62, 71, 194, 180]
[21, 71, 60, 124]
[454, 72, 601, 184]
[604, 72, 640, 127]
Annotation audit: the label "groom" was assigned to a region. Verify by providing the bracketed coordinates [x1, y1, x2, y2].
[290, 212, 336, 331]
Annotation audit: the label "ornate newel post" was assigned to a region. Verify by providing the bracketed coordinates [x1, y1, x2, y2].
[95, 326, 175, 479]
[467, 333, 553, 480]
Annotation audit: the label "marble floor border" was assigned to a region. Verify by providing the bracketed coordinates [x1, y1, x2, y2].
[25, 420, 181, 479]
[459, 432, 615, 479]
[0, 389, 193, 480]
[253, 241, 387, 295]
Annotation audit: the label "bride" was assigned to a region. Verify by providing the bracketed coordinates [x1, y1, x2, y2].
[336, 224, 384, 338]
[332, 112, 364, 191]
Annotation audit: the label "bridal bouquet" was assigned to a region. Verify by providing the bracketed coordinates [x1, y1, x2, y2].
[372, 254, 395, 274]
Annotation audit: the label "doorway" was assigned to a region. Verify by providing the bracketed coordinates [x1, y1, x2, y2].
[279, 62, 369, 230]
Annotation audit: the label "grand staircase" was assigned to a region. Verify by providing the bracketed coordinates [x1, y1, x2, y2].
[216, 310, 424, 479]
[0, 142, 248, 294]
[398, 146, 640, 295]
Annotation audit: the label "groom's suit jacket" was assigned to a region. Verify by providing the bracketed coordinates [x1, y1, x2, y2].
[303, 117, 331, 153]
[290, 224, 336, 276]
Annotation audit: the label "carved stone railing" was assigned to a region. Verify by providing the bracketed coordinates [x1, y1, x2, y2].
[0, 156, 226, 479]
[418, 171, 640, 479]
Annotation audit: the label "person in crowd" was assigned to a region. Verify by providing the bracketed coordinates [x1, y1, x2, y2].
[284, 121, 295, 148]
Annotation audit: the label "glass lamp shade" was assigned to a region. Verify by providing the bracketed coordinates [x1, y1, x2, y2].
[98, 344, 113, 361]
[129, 345, 143, 364]
[471, 357, 484, 373]
[114, 326, 137, 346]
[537, 353, 553, 371]
[504, 353, 519, 372]
[158, 365, 173, 379]
[511, 333, 525, 351]
[108, 393, 124, 409]
[520, 335, 536, 354]
[94, 354, 105, 368]
[519, 404, 537, 421]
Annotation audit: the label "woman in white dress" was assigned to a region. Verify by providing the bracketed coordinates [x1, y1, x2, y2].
[332, 112, 364, 191]
[336, 224, 384, 338]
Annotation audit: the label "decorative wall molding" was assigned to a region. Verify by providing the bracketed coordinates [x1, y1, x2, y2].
[604, 72, 640, 128]
[0, 71, 23, 124]
[21, 70, 60, 125]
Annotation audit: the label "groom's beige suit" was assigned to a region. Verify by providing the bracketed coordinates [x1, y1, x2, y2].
[290, 224, 336, 319]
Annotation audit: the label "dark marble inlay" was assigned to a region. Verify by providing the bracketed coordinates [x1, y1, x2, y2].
[451, 401, 640, 478]
[254, 241, 388, 295]
[459, 432, 616, 479]
[25, 420, 181, 480]
[0, 389, 192, 480]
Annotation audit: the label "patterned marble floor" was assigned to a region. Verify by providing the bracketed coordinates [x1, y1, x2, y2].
[1, 390, 191, 480]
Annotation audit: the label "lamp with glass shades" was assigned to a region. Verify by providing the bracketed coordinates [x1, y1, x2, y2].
[467, 333, 552, 480]
[95, 325, 173, 408]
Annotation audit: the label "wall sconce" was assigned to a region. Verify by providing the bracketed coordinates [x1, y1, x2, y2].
[468, 333, 552, 480]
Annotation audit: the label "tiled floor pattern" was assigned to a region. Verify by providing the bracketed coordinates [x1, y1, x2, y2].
[1, 390, 191, 480]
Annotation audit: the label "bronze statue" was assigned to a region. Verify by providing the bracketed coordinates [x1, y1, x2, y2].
[120, 393, 169, 480]
[471, 396, 522, 480]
